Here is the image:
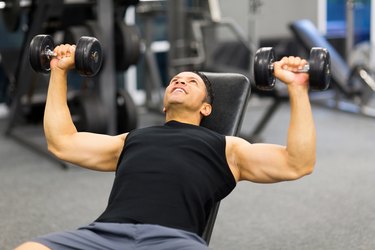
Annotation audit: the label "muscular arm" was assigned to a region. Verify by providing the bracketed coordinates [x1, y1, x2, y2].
[227, 57, 316, 183]
[44, 44, 126, 171]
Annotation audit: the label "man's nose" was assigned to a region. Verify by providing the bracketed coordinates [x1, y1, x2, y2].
[176, 79, 186, 85]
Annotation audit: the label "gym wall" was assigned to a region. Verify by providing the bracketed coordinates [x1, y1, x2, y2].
[219, 0, 320, 40]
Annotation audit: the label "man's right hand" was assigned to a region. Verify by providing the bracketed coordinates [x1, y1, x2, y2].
[50, 44, 76, 72]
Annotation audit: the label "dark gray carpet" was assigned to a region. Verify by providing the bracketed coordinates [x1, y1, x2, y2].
[1, 98, 375, 250]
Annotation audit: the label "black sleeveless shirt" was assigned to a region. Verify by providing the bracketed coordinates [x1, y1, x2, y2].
[96, 120, 236, 235]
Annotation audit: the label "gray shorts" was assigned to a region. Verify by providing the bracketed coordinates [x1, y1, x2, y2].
[32, 222, 210, 250]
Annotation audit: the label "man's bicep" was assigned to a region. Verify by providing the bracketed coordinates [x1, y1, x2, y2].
[232, 138, 293, 183]
[55, 132, 127, 171]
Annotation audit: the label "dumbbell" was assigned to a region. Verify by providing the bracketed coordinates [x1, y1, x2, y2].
[253, 47, 331, 91]
[29, 34, 103, 77]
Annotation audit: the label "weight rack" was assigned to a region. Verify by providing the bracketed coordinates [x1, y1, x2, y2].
[3, 0, 123, 168]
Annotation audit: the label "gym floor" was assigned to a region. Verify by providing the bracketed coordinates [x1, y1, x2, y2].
[1, 94, 375, 250]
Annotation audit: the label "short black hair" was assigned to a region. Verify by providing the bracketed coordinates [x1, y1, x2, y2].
[193, 71, 214, 104]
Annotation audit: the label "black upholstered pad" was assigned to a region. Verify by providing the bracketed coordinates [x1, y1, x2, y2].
[198, 72, 251, 244]
[200, 72, 251, 136]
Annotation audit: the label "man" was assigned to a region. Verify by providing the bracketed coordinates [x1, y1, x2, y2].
[16, 43, 315, 250]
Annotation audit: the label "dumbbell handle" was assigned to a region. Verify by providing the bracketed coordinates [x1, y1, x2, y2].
[42, 48, 57, 58]
[269, 64, 310, 73]
[43, 47, 99, 63]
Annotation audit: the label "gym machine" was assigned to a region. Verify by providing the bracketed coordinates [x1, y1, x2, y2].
[136, 0, 167, 113]
[2, 0, 141, 167]
[136, 0, 242, 114]
[166, 0, 297, 142]
[3, 0, 89, 167]
[168, 0, 252, 75]
[290, 19, 375, 118]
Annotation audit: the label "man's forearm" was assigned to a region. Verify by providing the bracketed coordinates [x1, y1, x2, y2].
[286, 85, 316, 173]
[44, 69, 77, 151]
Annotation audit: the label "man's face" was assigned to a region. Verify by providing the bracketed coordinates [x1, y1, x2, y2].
[163, 71, 209, 113]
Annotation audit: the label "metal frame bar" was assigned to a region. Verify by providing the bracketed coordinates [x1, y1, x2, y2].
[97, 0, 117, 134]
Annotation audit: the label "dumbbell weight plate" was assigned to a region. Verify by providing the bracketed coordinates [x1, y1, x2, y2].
[20, 73, 50, 124]
[2, 0, 21, 32]
[309, 47, 331, 91]
[29, 35, 55, 73]
[115, 21, 141, 71]
[70, 92, 108, 133]
[75, 36, 102, 77]
[117, 90, 138, 133]
[253, 47, 276, 91]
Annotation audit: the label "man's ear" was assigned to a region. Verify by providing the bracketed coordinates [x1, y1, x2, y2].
[163, 107, 166, 113]
[200, 103, 212, 117]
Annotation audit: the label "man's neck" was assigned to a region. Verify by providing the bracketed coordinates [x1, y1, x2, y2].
[165, 109, 201, 126]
